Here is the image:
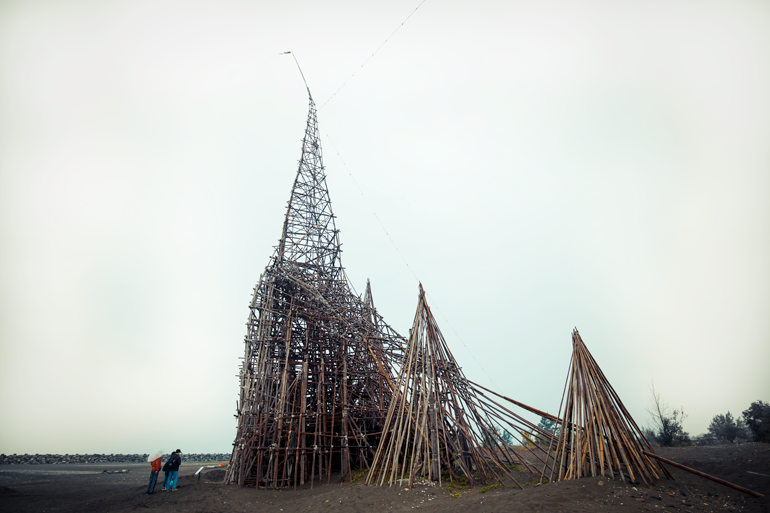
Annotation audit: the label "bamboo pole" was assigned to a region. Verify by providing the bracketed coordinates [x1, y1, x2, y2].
[643, 452, 763, 498]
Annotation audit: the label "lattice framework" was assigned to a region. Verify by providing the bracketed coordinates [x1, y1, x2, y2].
[225, 95, 404, 489]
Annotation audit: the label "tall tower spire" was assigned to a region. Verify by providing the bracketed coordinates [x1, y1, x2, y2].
[226, 94, 404, 490]
[277, 95, 340, 277]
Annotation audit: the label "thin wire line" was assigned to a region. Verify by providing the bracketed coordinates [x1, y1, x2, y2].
[319, 123, 503, 394]
[423, 289, 504, 393]
[320, 125, 420, 283]
[318, 0, 427, 111]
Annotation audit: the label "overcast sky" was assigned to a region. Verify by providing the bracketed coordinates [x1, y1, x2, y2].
[1, 0, 768, 455]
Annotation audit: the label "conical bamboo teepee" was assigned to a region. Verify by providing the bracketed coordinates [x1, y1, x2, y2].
[547, 329, 672, 486]
[367, 285, 558, 488]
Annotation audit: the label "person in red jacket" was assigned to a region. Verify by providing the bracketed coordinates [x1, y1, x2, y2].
[146, 454, 162, 495]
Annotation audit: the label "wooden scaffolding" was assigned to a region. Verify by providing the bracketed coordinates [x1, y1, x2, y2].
[224, 93, 405, 489]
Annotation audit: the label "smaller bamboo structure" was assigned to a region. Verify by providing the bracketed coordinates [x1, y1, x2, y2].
[367, 285, 558, 488]
[548, 329, 672, 487]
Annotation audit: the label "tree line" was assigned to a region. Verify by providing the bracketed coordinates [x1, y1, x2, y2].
[644, 385, 769, 446]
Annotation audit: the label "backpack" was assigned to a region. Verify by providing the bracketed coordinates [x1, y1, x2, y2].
[162, 460, 170, 472]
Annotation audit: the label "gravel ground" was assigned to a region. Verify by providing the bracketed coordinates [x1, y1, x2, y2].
[1, 446, 767, 513]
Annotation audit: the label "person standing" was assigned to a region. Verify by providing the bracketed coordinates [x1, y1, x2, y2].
[161, 454, 172, 490]
[166, 449, 182, 491]
[146, 453, 161, 495]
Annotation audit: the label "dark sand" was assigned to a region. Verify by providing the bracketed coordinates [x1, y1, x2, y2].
[1, 444, 768, 512]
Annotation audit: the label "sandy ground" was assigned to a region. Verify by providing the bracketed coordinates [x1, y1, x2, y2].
[1, 445, 768, 512]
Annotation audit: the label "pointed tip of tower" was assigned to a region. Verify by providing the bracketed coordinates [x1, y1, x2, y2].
[277, 90, 337, 267]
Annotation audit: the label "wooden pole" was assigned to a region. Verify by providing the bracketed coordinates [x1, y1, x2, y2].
[643, 452, 763, 498]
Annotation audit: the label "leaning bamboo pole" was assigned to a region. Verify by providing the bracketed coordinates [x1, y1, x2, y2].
[643, 452, 763, 498]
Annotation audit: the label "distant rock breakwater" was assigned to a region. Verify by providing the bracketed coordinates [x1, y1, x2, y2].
[0, 453, 230, 465]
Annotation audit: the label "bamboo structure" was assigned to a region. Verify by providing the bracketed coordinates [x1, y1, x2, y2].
[548, 329, 673, 486]
[225, 92, 405, 489]
[367, 285, 558, 488]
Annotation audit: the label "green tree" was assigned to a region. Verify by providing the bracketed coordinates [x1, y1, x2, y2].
[707, 412, 748, 443]
[742, 400, 770, 443]
[538, 416, 557, 434]
[497, 426, 514, 446]
[537, 416, 560, 446]
[483, 426, 514, 448]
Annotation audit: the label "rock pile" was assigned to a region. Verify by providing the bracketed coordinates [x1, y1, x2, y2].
[183, 453, 229, 463]
[0, 453, 230, 465]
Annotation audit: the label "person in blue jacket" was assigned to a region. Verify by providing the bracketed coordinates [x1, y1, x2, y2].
[161, 456, 171, 490]
[165, 449, 182, 491]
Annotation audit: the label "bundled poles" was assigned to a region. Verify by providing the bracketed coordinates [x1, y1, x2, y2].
[546, 330, 764, 498]
[367, 285, 558, 488]
[548, 329, 672, 486]
[225, 93, 405, 489]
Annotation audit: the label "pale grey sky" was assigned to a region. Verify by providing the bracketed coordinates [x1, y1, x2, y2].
[1, 0, 768, 454]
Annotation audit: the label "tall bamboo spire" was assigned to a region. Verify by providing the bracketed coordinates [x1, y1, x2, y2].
[277, 95, 340, 276]
[226, 94, 404, 489]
